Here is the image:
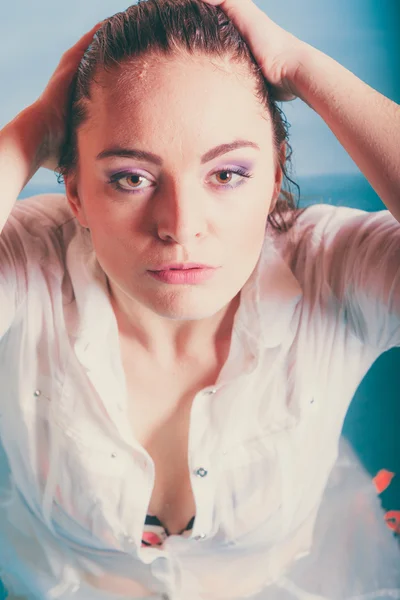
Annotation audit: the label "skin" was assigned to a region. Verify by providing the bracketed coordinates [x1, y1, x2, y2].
[65, 54, 284, 368]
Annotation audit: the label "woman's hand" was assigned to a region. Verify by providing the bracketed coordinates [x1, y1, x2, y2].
[200, 0, 311, 102]
[33, 22, 104, 171]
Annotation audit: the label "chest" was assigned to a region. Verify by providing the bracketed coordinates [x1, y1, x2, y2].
[11, 321, 348, 556]
[120, 343, 225, 536]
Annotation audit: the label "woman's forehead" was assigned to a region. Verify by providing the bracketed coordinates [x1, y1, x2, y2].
[86, 56, 267, 130]
[92, 52, 255, 98]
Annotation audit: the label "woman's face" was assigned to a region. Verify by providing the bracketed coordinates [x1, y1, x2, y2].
[66, 55, 283, 324]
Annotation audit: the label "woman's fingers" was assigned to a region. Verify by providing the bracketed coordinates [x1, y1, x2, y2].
[200, 0, 304, 102]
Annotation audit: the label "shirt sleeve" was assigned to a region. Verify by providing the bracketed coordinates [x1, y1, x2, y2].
[298, 204, 400, 353]
[0, 209, 30, 340]
[0, 194, 68, 340]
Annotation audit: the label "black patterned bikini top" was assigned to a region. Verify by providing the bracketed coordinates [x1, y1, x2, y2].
[141, 514, 195, 547]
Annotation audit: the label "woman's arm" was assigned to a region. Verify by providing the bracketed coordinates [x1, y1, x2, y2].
[0, 22, 103, 236]
[201, 0, 400, 223]
[292, 46, 400, 223]
[0, 103, 49, 234]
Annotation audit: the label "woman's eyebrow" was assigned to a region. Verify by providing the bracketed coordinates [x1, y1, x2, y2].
[96, 139, 260, 165]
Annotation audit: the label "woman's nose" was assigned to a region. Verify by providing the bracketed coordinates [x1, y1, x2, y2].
[155, 188, 207, 244]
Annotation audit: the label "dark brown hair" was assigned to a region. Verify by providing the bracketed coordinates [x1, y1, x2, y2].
[56, 0, 308, 233]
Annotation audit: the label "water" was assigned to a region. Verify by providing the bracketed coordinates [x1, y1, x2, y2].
[295, 172, 386, 212]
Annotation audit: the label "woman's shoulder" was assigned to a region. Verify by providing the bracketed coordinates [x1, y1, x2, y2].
[3, 193, 79, 255]
[275, 203, 382, 252]
[268, 202, 391, 283]
[11, 193, 73, 231]
[1, 193, 81, 285]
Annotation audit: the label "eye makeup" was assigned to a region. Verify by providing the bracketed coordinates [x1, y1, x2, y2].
[105, 164, 255, 195]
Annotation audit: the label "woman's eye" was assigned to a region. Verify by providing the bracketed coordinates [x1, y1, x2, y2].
[213, 170, 246, 186]
[108, 173, 152, 193]
[107, 167, 253, 194]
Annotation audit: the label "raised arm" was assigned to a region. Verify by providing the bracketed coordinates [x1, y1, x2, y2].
[202, 0, 400, 223]
[0, 104, 50, 234]
[0, 21, 103, 235]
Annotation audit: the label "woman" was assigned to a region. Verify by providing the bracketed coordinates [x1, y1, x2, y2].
[0, 0, 399, 598]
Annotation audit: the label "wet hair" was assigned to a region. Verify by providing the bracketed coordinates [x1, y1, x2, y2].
[56, 0, 308, 234]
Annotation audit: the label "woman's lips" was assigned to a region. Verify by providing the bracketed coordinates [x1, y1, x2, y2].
[148, 267, 217, 285]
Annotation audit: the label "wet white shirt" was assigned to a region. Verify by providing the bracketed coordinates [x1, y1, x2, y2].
[0, 194, 399, 600]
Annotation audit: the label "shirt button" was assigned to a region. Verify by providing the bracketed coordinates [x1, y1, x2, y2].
[194, 533, 207, 540]
[194, 467, 208, 477]
[203, 388, 216, 396]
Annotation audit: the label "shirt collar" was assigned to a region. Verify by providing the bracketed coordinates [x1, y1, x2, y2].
[238, 232, 303, 350]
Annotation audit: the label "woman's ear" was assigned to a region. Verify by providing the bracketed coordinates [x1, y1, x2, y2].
[65, 173, 89, 229]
